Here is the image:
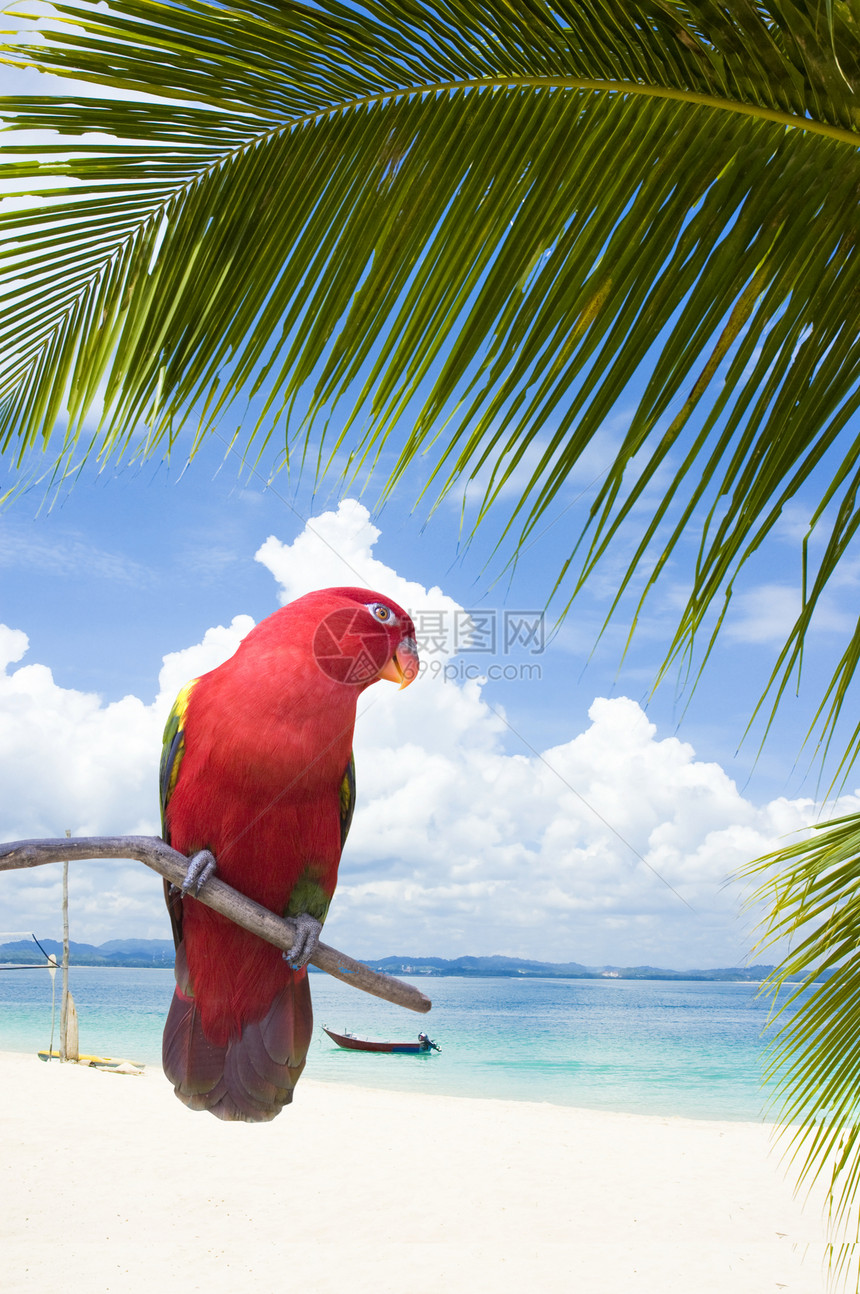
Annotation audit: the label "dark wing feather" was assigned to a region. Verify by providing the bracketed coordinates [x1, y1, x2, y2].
[339, 751, 356, 851]
[159, 679, 198, 949]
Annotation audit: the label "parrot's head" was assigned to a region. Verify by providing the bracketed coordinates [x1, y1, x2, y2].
[295, 586, 420, 691]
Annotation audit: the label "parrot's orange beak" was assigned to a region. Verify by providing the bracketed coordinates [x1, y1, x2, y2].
[379, 638, 420, 689]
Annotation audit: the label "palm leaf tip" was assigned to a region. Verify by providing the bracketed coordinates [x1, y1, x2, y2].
[744, 813, 860, 1271]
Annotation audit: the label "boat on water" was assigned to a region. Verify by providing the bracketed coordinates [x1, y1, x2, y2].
[323, 1026, 440, 1053]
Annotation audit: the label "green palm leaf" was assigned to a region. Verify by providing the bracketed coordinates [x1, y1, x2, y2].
[746, 821, 860, 1285]
[2, 2, 860, 759]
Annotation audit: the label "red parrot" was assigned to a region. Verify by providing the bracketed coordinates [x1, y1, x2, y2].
[159, 587, 418, 1121]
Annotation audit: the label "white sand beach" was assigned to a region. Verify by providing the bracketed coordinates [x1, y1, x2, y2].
[1, 1050, 827, 1293]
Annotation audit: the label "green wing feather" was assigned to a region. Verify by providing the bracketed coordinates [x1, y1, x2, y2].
[159, 679, 197, 843]
[159, 679, 197, 950]
[282, 753, 356, 925]
[339, 752, 356, 851]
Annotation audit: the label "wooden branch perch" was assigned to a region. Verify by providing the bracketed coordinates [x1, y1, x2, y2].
[0, 836, 431, 1015]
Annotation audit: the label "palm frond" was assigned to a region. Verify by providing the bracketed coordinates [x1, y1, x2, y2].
[745, 813, 860, 1282]
[2, 0, 860, 758]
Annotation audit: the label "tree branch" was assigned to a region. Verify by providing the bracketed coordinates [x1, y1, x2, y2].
[0, 836, 431, 1016]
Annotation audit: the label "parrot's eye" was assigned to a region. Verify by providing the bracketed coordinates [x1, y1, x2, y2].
[368, 602, 394, 623]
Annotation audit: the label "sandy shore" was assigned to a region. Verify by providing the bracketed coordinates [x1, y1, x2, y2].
[1, 1050, 827, 1293]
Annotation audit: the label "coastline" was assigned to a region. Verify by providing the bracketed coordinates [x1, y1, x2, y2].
[1, 1049, 827, 1293]
[0, 970, 785, 1120]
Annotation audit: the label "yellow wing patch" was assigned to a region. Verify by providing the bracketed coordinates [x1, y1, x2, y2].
[159, 679, 197, 839]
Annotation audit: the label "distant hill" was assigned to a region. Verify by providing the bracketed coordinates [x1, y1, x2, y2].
[0, 939, 775, 980]
[357, 955, 776, 982]
[0, 938, 175, 968]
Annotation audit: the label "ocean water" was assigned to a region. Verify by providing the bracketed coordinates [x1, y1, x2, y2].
[0, 966, 803, 1121]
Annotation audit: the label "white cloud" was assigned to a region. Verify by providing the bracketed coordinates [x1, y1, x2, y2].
[1, 499, 853, 965]
[724, 581, 855, 646]
[0, 519, 152, 584]
[155, 616, 254, 712]
[0, 615, 254, 940]
[255, 498, 463, 639]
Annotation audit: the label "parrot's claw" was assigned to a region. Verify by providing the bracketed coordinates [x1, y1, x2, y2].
[181, 849, 217, 895]
[284, 913, 323, 970]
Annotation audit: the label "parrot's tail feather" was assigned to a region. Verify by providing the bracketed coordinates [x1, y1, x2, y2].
[162, 990, 227, 1096]
[261, 975, 315, 1068]
[162, 957, 314, 1123]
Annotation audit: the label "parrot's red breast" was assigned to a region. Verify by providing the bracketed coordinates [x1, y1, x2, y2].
[159, 586, 418, 1121]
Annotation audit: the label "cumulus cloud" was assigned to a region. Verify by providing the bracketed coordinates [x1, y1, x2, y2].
[1, 499, 852, 964]
[0, 615, 254, 942]
[255, 500, 463, 650]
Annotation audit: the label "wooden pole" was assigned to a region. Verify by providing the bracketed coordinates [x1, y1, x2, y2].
[47, 954, 58, 1059]
[60, 830, 70, 1062]
[0, 835, 432, 1015]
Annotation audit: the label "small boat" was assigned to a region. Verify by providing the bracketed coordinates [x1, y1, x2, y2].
[323, 1026, 440, 1053]
[37, 1049, 144, 1071]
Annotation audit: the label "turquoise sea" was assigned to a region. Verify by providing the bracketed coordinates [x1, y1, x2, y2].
[0, 966, 804, 1121]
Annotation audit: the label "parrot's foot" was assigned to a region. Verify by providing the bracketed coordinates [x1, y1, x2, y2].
[182, 849, 217, 896]
[284, 913, 322, 970]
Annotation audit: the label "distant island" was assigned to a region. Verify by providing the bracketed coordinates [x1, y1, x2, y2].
[0, 938, 777, 981]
